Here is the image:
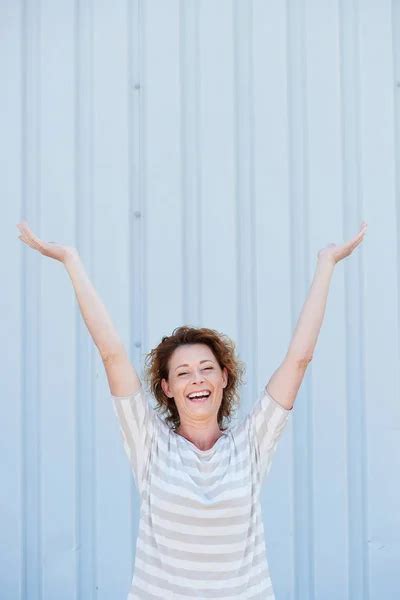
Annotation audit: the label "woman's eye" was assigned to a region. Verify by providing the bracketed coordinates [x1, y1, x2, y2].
[178, 366, 212, 376]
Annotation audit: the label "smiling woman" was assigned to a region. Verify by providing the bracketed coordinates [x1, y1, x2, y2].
[161, 342, 228, 450]
[144, 326, 245, 435]
[111, 325, 292, 599]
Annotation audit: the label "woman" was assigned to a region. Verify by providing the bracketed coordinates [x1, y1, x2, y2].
[17, 220, 367, 599]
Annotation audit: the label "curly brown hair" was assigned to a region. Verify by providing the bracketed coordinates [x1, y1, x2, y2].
[143, 325, 246, 431]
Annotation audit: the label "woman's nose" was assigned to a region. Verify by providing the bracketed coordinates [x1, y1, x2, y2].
[191, 371, 205, 383]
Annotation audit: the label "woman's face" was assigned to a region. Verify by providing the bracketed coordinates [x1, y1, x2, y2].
[161, 343, 228, 427]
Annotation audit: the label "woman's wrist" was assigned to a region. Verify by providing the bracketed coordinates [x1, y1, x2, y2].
[317, 254, 336, 270]
[63, 247, 80, 268]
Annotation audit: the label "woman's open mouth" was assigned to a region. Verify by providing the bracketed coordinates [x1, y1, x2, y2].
[186, 391, 211, 402]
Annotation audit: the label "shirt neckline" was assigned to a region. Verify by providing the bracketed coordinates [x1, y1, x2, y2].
[172, 429, 229, 454]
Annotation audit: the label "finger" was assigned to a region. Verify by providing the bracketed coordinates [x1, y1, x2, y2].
[18, 234, 36, 249]
[351, 231, 364, 245]
[18, 232, 31, 244]
[350, 235, 365, 252]
[17, 223, 33, 239]
[22, 226, 43, 246]
[356, 224, 367, 235]
[356, 229, 367, 244]
[17, 221, 30, 232]
[22, 224, 38, 240]
[18, 220, 34, 234]
[350, 228, 366, 245]
[343, 233, 364, 255]
[358, 224, 368, 236]
[19, 232, 44, 252]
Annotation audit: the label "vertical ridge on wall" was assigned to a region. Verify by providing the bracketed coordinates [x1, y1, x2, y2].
[197, 0, 207, 330]
[180, 0, 202, 326]
[75, 0, 96, 597]
[40, 0, 77, 591]
[306, 0, 348, 597]
[144, 0, 183, 349]
[22, 0, 42, 598]
[138, 0, 147, 379]
[197, 1, 237, 337]
[1, 0, 24, 598]
[394, 0, 400, 399]
[233, 0, 257, 419]
[287, 0, 315, 597]
[142, 0, 150, 369]
[392, 4, 400, 586]
[92, 0, 139, 597]
[128, 0, 144, 564]
[359, 1, 399, 598]
[339, 0, 368, 598]
[253, 0, 294, 597]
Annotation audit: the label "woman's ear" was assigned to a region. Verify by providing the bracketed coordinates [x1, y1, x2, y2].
[161, 377, 172, 398]
[222, 367, 228, 388]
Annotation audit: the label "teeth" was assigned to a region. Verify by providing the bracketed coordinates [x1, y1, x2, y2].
[188, 391, 210, 399]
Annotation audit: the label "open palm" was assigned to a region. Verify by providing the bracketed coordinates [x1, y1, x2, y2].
[17, 221, 77, 263]
[318, 222, 368, 265]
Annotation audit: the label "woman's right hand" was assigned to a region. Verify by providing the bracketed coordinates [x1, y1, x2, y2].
[17, 220, 78, 264]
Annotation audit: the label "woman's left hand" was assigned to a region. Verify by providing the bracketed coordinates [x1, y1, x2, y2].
[317, 221, 368, 265]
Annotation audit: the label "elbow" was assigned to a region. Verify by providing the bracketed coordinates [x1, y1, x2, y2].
[296, 355, 313, 369]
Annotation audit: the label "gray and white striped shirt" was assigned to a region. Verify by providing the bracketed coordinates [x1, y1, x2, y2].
[112, 385, 291, 599]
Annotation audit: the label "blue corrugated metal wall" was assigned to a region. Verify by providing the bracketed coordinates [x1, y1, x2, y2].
[1, 0, 399, 598]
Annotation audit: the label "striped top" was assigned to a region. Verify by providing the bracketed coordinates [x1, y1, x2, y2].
[112, 385, 291, 599]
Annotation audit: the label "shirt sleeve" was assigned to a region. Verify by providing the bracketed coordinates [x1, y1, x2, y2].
[111, 385, 157, 493]
[247, 386, 292, 483]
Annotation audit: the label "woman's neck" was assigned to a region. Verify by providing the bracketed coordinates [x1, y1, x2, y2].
[176, 422, 224, 451]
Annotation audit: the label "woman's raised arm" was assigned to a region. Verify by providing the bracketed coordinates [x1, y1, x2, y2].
[265, 221, 368, 411]
[17, 221, 141, 396]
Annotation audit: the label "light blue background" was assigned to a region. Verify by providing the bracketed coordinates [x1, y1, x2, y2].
[1, 0, 399, 598]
